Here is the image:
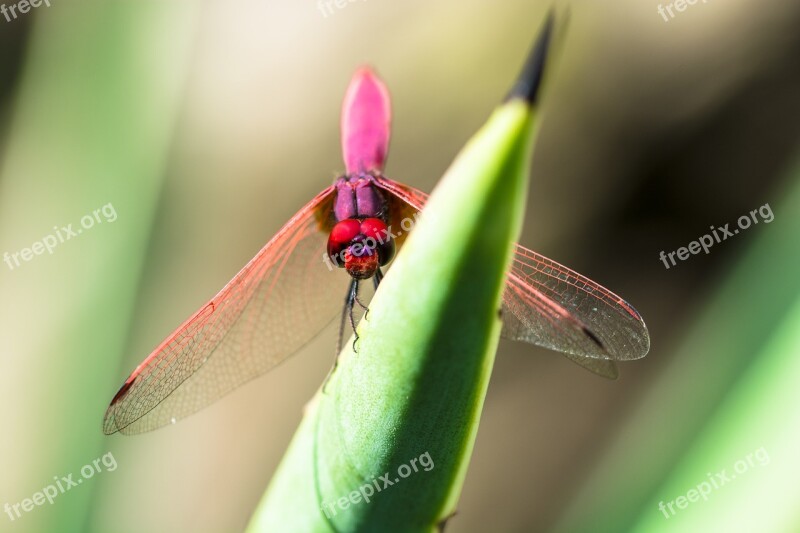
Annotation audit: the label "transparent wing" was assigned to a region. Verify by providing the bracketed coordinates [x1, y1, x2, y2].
[104, 186, 346, 435]
[499, 298, 619, 379]
[373, 176, 649, 376]
[504, 246, 649, 361]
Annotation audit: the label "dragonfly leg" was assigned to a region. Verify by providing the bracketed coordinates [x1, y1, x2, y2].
[350, 280, 361, 351]
[335, 278, 358, 353]
[354, 290, 369, 313]
[324, 278, 359, 393]
[362, 267, 384, 321]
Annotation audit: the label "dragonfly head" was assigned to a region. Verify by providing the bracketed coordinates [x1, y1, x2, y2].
[327, 217, 395, 279]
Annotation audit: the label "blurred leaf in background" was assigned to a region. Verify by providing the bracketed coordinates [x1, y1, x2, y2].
[555, 156, 800, 533]
[0, 0, 798, 532]
[0, 3, 197, 532]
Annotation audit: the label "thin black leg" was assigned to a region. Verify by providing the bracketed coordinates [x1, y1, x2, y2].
[324, 278, 359, 392]
[349, 281, 361, 351]
[362, 268, 384, 321]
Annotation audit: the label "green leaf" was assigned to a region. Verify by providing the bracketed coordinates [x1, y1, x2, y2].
[247, 99, 537, 533]
[247, 13, 560, 530]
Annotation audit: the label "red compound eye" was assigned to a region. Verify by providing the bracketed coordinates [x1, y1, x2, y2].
[359, 218, 389, 240]
[327, 219, 361, 266]
[330, 219, 361, 243]
[360, 218, 395, 266]
[328, 217, 395, 273]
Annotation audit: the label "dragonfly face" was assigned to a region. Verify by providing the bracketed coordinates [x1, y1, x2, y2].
[328, 174, 396, 279]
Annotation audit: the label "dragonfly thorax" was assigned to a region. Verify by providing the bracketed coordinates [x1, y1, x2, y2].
[333, 174, 387, 221]
[327, 217, 395, 279]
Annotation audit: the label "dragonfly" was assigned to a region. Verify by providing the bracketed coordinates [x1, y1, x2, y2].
[104, 53, 649, 436]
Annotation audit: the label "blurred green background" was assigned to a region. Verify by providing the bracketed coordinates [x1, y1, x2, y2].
[1, 1, 799, 532]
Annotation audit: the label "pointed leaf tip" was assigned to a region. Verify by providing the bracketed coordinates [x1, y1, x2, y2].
[506, 10, 556, 104]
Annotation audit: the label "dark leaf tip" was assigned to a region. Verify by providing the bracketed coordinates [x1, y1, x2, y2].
[506, 10, 556, 104]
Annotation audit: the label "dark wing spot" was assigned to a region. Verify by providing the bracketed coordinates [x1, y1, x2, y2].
[583, 327, 605, 349]
[110, 376, 137, 406]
